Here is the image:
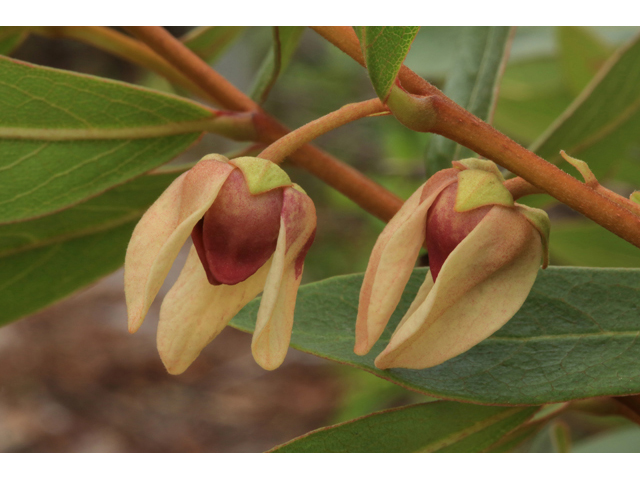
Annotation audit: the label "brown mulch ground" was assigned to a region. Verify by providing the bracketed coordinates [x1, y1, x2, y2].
[0, 269, 344, 453]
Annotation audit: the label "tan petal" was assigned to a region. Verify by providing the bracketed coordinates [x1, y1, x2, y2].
[125, 156, 234, 333]
[157, 245, 271, 374]
[355, 170, 457, 356]
[375, 206, 542, 369]
[252, 187, 316, 370]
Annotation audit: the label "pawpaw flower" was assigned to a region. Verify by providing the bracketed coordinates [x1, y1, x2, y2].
[125, 155, 316, 373]
[355, 159, 549, 370]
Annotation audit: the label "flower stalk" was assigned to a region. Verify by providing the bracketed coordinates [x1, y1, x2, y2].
[125, 26, 403, 222]
[312, 26, 640, 250]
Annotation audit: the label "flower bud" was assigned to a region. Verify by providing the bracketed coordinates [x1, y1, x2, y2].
[125, 155, 316, 373]
[425, 182, 491, 281]
[355, 159, 550, 370]
[191, 169, 284, 285]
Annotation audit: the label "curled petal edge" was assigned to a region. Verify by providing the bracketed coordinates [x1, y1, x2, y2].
[375, 206, 543, 370]
[252, 187, 317, 370]
[355, 169, 458, 356]
[124, 156, 234, 333]
[157, 246, 271, 374]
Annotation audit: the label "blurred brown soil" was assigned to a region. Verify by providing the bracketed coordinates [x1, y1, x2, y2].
[0, 268, 343, 452]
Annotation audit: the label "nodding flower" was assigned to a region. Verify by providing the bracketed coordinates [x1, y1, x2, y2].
[125, 155, 316, 373]
[355, 159, 549, 370]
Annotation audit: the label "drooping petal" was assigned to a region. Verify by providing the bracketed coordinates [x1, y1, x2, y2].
[252, 186, 316, 370]
[375, 206, 543, 370]
[124, 156, 234, 333]
[355, 169, 458, 356]
[157, 245, 271, 374]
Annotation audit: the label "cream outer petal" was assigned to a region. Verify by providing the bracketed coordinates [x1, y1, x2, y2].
[375, 206, 543, 370]
[252, 187, 317, 370]
[124, 157, 234, 333]
[157, 245, 271, 374]
[355, 170, 458, 356]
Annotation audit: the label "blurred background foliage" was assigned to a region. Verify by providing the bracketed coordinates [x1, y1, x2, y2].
[1, 26, 639, 452]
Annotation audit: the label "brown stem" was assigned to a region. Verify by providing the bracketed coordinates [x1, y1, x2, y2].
[504, 177, 545, 200]
[125, 26, 258, 112]
[30, 26, 215, 104]
[313, 26, 640, 249]
[123, 26, 403, 222]
[259, 99, 389, 164]
[310, 26, 439, 97]
[432, 97, 640, 249]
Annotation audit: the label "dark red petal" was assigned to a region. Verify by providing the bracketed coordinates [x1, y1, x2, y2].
[191, 169, 283, 285]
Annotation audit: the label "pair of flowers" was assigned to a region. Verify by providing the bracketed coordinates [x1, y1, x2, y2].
[125, 155, 549, 373]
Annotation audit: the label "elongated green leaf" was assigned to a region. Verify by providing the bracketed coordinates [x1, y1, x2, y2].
[558, 27, 611, 96]
[0, 221, 135, 326]
[271, 401, 537, 453]
[426, 26, 513, 175]
[531, 33, 640, 185]
[232, 267, 640, 405]
[0, 56, 220, 223]
[550, 221, 640, 267]
[0, 169, 181, 258]
[181, 26, 245, 64]
[250, 26, 305, 103]
[355, 26, 420, 101]
[0, 169, 181, 325]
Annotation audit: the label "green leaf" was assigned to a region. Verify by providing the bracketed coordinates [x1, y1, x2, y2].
[0, 56, 218, 223]
[531, 33, 640, 185]
[181, 26, 245, 64]
[232, 267, 640, 405]
[550, 221, 640, 267]
[0, 28, 27, 56]
[494, 57, 574, 144]
[487, 422, 542, 453]
[0, 169, 181, 325]
[426, 26, 513, 175]
[270, 401, 537, 453]
[487, 402, 567, 452]
[250, 26, 305, 103]
[354, 26, 420, 101]
[0, 221, 134, 326]
[558, 26, 611, 96]
[0, 169, 181, 258]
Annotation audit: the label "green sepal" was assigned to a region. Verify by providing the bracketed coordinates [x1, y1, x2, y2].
[515, 203, 551, 268]
[631, 191, 640, 205]
[453, 158, 505, 182]
[229, 157, 292, 195]
[455, 169, 514, 212]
